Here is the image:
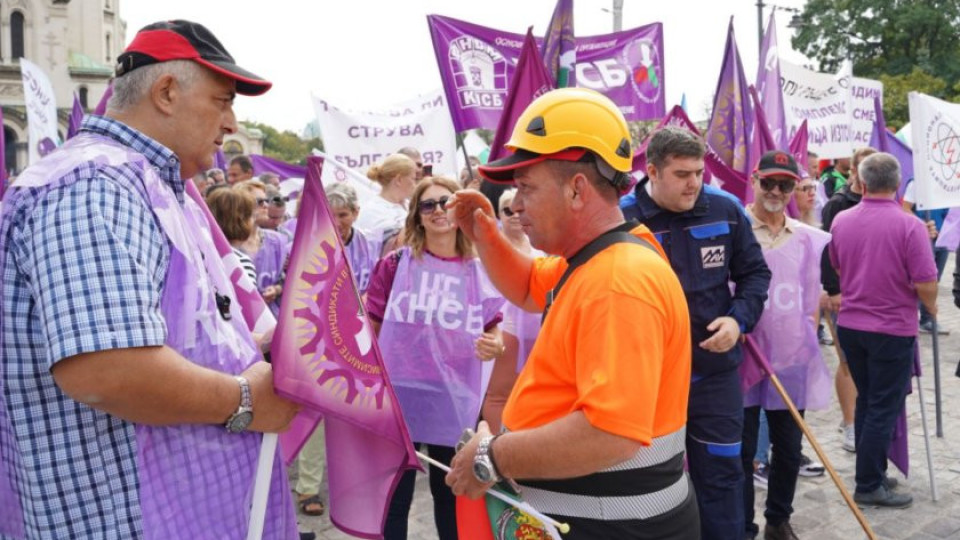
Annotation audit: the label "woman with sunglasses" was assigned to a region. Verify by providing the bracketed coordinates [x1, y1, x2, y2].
[235, 180, 290, 316]
[794, 177, 820, 227]
[480, 188, 545, 432]
[366, 176, 506, 540]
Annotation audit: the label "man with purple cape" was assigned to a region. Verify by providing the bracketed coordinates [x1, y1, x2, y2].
[740, 151, 832, 540]
[0, 21, 300, 539]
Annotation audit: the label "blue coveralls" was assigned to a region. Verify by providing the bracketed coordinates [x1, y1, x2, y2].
[624, 180, 771, 540]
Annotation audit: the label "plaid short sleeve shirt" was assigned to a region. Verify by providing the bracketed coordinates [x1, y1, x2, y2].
[0, 116, 182, 537]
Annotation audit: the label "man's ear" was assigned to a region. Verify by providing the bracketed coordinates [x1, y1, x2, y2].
[150, 73, 178, 116]
[569, 173, 589, 210]
[646, 162, 657, 182]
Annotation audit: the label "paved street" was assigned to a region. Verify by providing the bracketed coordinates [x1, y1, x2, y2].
[299, 256, 960, 540]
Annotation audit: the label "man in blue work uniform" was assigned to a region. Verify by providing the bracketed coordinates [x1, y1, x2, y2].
[623, 127, 771, 540]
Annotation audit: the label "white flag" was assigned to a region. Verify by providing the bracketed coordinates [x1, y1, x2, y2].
[20, 58, 60, 165]
[909, 92, 960, 210]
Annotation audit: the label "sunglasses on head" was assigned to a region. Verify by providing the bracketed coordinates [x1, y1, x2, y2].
[418, 196, 450, 215]
[501, 207, 516, 217]
[758, 177, 796, 194]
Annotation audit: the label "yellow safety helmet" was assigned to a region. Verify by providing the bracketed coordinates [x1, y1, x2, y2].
[479, 87, 633, 187]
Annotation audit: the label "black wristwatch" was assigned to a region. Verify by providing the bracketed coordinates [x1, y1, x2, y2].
[473, 435, 502, 484]
[224, 376, 254, 433]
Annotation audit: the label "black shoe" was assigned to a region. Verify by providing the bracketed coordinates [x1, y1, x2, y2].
[299, 533, 316, 540]
[764, 521, 799, 540]
[853, 485, 912, 508]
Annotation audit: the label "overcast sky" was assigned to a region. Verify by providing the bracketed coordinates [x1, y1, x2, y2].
[120, 0, 812, 134]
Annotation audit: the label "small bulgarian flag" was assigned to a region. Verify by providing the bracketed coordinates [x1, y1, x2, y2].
[456, 482, 563, 540]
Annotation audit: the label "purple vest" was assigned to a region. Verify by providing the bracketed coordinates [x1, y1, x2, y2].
[0, 134, 297, 539]
[378, 248, 504, 446]
[745, 224, 832, 410]
[346, 227, 380, 295]
[251, 228, 290, 317]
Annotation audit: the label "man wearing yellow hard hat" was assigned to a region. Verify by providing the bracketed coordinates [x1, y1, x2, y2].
[444, 87, 699, 539]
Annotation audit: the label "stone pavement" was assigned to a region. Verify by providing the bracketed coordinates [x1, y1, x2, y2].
[298, 256, 960, 540]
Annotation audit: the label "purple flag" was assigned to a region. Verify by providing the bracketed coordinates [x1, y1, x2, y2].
[93, 83, 112, 116]
[632, 104, 702, 173]
[489, 29, 554, 162]
[707, 18, 754, 178]
[250, 153, 308, 180]
[756, 12, 788, 150]
[214, 149, 227, 170]
[273, 156, 420, 539]
[739, 335, 774, 394]
[751, 85, 798, 214]
[789, 120, 809, 174]
[66, 92, 84, 140]
[428, 14, 665, 131]
[541, 0, 575, 87]
[868, 96, 914, 199]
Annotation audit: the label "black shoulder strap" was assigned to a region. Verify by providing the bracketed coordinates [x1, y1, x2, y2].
[542, 221, 657, 325]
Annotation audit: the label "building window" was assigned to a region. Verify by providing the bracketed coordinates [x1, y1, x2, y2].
[79, 86, 89, 109]
[11, 11, 25, 60]
[105, 33, 111, 63]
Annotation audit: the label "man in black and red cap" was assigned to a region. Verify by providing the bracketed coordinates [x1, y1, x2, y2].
[0, 20, 300, 538]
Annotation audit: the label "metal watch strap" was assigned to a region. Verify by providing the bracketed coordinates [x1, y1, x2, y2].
[235, 376, 252, 409]
[477, 435, 502, 483]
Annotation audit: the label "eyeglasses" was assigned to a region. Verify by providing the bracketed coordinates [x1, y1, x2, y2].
[417, 196, 450, 214]
[758, 177, 796, 194]
[255, 198, 269, 207]
[268, 195, 287, 207]
[798, 185, 816, 193]
[501, 207, 516, 217]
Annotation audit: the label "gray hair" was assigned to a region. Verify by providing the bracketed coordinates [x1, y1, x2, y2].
[646, 127, 706, 170]
[858, 152, 900, 194]
[326, 182, 359, 212]
[108, 60, 204, 113]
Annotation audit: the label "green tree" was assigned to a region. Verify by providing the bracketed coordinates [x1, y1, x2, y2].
[878, 67, 948, 127]
[791, 0, 960, 121]
[242, 121, 322, 165]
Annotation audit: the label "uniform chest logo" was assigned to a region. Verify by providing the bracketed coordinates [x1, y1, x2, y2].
[701, 245, 725, 268]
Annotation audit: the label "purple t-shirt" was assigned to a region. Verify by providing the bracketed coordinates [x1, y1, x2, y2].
[829, 197, 938, 336]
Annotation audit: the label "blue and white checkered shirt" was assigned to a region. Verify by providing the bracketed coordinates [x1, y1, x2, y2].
[0, 116, 180, 538]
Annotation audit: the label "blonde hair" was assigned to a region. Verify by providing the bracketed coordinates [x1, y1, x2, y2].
[404, 176, 473, 259]
[235, 179, 267, 196]
[366, 154, 416, 188]
[498, 188, 517, 211]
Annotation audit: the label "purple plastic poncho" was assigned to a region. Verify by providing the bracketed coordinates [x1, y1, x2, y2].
[378, 248, 505, 446]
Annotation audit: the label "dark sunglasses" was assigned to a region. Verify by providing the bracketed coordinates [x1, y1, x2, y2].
[418, 196, 450, 215]
[758, 177, 796, 194]
[255, 198, 269, 207]
[268, 195, 287, 207]
[501, 207, 516, 217]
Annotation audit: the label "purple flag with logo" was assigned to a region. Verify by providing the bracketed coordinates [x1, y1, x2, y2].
[489, 29, 554, 162]
[756, 12, 788, 150]
[541, 0, 575, 87]
[250, 153, 308, 180]
[273, 156, 420, 539]
[707, 18, 754, 180]
[428, 14, 664, 131]
[93, 83, 112, 116]
[66, 92, 84, 140]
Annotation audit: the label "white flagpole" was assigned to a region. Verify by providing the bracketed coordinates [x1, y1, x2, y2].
[416, 451, 570, 537]
[247, 433, 279, 540]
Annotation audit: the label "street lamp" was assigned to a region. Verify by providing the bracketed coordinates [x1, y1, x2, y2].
[755, 1, 801, 53]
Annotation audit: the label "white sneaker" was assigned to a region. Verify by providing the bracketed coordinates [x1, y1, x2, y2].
[842, 424, 856, 453]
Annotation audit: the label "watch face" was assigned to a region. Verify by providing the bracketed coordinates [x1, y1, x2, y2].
[473, 460, 493, 483]
[226, 411, 253, 433]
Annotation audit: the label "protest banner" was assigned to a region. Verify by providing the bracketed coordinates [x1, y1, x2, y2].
[313, 90, 459, 181]
[780, 60, 883, 159]
[428, 14, 664, 131]
[909, 92, 960, 210]
[19, 58, 59, 165]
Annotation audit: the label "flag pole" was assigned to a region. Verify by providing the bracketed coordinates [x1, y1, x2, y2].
[913, 371, 940, 502]
[416, 451, 571, 535]
[763, 371, 877, 540]
[924, 210, 944, 438]
[246, 433, 278, 540]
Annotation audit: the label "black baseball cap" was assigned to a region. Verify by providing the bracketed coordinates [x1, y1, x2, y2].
[116, 20, 271, 96]
[755, 150, 800, 180]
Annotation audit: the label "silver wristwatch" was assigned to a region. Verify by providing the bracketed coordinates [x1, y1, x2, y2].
[225, 376, 254, 433]
[472, 435, 502, 484]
